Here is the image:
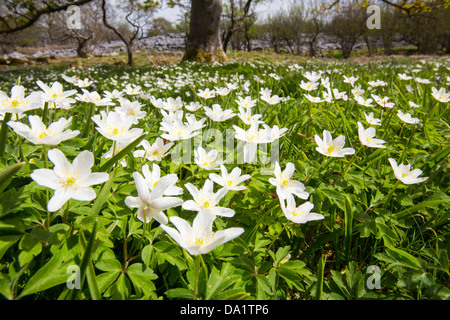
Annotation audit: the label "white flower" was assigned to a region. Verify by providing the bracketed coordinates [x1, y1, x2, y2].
[104, 89, 124, 100]
[354, 96, 374, 107]
[197, 88, 216, 99]
[300, 80, 319, 91]
[75, 89, 114, 106]
[431, 87, 450, 103]
[281, 197, 324, 224]
[233, 120, 271, 163]
[92, 110, 144, 143]
[0, 85, 43, 114]
[185, 101, 203, 112]
[364, 112, 381, 126]
[261, 94, 282, 105]
[408, 101, 420, 108]
[303, 71, 322, 82]
[160, 210, 244, 256]
[8, 115, 79, 145]
[133, 138, 173, 161]
[204, 104, 235, 122]
[235, 96, 257, 109]
[314, 130, 355, 157]
[209, 165, 250, 191]
[125, 171, 183, 225]
[214, 86, 231, 96]
[261, 124, 288, 142]
[74, 78, 93, 88]
[397, 110, 420, 124]
[125, 84, 142, 95]
[388, 158, 428, 185]
[344, 75, 358, 86]
[161, 97, 183, 112]
[115, 97, 146, 124]
[61, 74, 80, 84]
[357, 122, 386, 148]
[194, 146, 224, 170]
[304, 94, 324, 103]
[398, 73, 413, 80]
[30, 149, 109, 212]
[36, 80, 77, 110]
[269, 162, 309, 201]
[371, 94, 395, 108]
[141, 163, 183, 196]
[182, 179, 234, 217]
[159, 118, 200, 141]
[237, 106, 263, 125]
[351, 85, 365, 97]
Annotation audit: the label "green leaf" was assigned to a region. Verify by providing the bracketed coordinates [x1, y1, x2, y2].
[215, 288, 250, 300]
[165, 288, 194, 299]
[0, 235, 21, 260]
[17, 248, 71, 298]
[126, 263, 157, 295]
[0, 161, 25, 193]
[205, 263, 239, 300]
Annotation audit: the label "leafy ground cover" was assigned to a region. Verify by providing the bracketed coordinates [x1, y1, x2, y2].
[0, 54, 449, 300]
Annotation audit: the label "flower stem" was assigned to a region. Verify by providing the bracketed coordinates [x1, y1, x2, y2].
[0, 112, 12, 161]
[42, 144, 51, 229]
[193, 254, 202, 300]
[341, 145, 364, 178]
[258, 220, 288, 274]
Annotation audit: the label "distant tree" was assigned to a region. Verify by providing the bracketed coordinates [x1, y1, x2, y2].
[146, 17, 176, 37]
[327, 3, 367, 58]
[101, 0, 157, 66]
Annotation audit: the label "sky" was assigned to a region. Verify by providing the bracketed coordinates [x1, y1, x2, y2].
[154, 1, 293, 24]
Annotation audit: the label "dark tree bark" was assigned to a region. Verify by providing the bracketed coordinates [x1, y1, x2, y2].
[101, 0, 139, 66]
[0, 0, 95, 34]
[182, 0, 227, 63]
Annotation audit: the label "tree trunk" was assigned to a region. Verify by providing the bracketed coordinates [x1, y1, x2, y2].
[182, 0, 227, 63]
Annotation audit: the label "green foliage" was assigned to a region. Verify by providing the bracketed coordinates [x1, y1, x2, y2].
[0, 55, 448, 301]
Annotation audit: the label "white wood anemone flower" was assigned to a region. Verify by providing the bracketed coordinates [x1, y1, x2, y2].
[141, 163, 183, 196]
[209, 165, 251, 191]
[431, 87, 450, 103]
[182, 179, 235, 218]
[280, 197, 324, 224]
[314, 130, 355, 157]
[233, 120, 272, 163]
[269, 161, 309, 201]
[160, 210, 244, 256]
[0, 85, 43, 114]
[204, 104, 235, 122]
[388, 158, 429, 185]
[30, 149, 109, 212]
[194, 146, 224, 171]
[357, 122, 386, 149]
[133, 138, 174, 162]
[397, 110, 420, 124]
[92, 110, 144, 144]
[8, 115, 80, 145]
[125, 171, 184, 225]
[36, 80, 77, 110]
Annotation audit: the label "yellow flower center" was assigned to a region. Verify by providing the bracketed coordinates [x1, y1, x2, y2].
[282, 179, 290, 187]
[112, 128, 119, 135]
[11, 100, 19, 107]
[227, 180, 234, 186]
[203, 201, 210, 208]
[66, 177, 76, 185]
[38, 131, 48, 139]
[402, 172, 409, 178]
[52, 93, 58, 98]
[195, 238, 204, 245]
[327, 146, 335, 154]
